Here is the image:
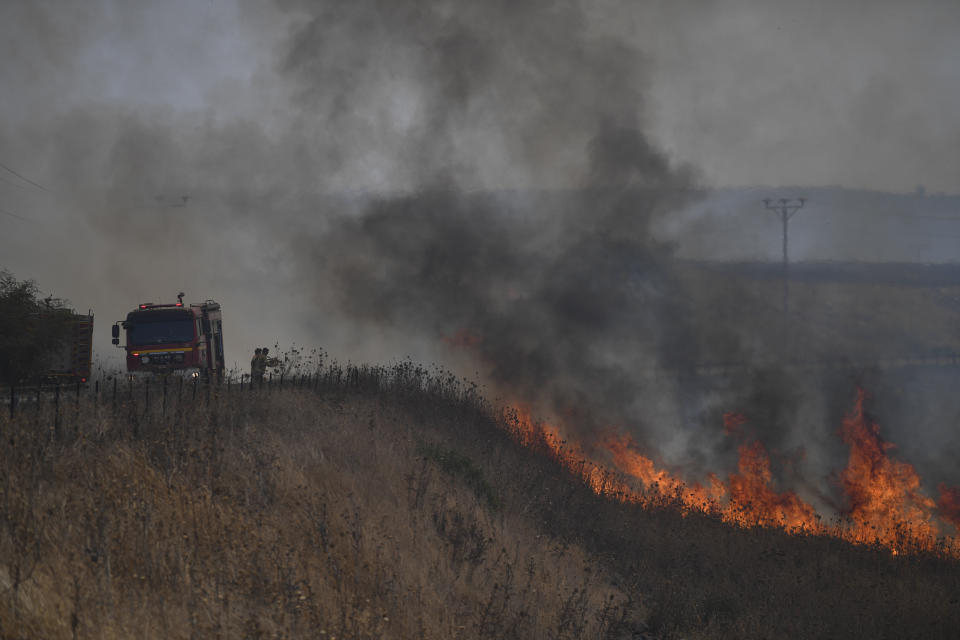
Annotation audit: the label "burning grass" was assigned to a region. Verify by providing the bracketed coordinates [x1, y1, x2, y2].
[0, 363, 958, 639]
[512, 388, 960, 557]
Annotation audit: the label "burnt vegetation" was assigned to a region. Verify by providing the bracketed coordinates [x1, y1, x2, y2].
[1, 360, 958, 640]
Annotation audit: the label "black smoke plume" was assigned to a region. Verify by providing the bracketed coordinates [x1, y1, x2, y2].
[4, 0, 956, 503]
[275, 0, 732, 454]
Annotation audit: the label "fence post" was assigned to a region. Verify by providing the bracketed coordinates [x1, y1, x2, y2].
[54, 384, 61, 440]
[131, 377, 139, 439]
[73, 380, 81, 438]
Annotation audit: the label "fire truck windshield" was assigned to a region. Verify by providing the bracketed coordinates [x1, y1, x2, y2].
[127, 315, 195, 346]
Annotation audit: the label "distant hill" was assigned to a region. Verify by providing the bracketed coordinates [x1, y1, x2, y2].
[689, 260, 960, 287]
[671, 258, 960, 365]
[662, 186, 960, 264]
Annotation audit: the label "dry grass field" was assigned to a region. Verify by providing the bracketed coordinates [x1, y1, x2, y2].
[1, 363, 958, 639]
[675, 261, 960, 365]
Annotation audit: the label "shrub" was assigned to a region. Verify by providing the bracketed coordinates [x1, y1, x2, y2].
[0, 270, 75, 385]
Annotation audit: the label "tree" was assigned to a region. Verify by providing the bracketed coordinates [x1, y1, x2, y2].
[0, 271, 74, 386]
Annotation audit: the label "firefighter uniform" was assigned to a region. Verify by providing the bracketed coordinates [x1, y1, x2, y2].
[251, 348, 266, 383]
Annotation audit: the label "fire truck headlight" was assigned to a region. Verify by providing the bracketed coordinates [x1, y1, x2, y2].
[141, 356, 150, 364]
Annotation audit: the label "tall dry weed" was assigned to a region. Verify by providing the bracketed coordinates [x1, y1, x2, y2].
[0, 364, 957, 639]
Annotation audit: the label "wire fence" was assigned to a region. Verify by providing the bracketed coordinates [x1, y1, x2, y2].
[1, 371, 335, 435]
[1, 361, 491, 449]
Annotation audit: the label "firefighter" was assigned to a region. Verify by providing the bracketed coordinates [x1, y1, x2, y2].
[251, 347, 265, 383]
[262, 347, 280, 370]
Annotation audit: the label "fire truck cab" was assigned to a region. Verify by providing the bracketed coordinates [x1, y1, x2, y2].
[112, 293, 225, 378]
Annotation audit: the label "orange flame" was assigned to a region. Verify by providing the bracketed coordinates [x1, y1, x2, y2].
[504, 406, 622, 497]
[601, 431, 820, 531]
[602, 433, 724, 511]
[836, 389, 939, 548]
[726, 440, 819, 531]
[499, 389, 959, 557]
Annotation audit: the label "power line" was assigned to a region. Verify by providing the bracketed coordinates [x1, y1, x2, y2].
[0, 173, 32, 190]
[0, 206, 31, 222]
[0, 160, 50, 192]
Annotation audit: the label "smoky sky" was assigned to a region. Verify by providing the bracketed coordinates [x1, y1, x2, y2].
[4, 1, 960, 192]
[2, 0, 960, 507]
[273, 0, 723, 455]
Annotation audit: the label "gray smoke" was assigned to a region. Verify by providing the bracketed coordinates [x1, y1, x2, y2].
[273, 0, 726, 453]
[2, 0, 958, 511]
[272, 0, 960, 505]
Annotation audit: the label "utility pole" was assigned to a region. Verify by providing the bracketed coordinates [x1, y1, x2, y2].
[763, 197, 806, 355]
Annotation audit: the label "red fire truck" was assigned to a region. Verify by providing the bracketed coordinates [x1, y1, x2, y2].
[112, 293, 225, 378]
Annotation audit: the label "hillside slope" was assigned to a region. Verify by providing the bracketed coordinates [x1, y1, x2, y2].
[1, 366, 958, 639]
